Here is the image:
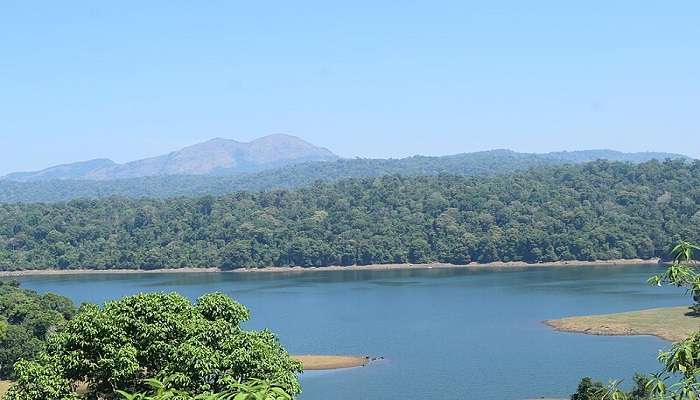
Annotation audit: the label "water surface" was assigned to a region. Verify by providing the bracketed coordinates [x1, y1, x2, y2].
[17, 265, 686, 400]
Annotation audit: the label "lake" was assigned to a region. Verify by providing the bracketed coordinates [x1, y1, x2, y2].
[17, 265, 687, 400]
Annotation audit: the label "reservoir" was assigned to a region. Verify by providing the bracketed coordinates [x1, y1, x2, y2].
[17, 265, 686, 400]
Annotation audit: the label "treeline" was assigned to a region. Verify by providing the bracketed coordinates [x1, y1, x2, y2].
[0, 160, 699, 271]
[0, 150, 687, 203]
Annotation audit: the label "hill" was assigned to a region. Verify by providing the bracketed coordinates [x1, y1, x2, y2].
[1, 134, 337, 182]
[2, 159, 118, 182]
[0, 149, 691, 203]
[539, 149, 691, 163]
[0, 159, 698, 271]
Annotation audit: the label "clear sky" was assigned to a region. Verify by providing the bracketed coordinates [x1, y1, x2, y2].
[1, 1, 698, 175]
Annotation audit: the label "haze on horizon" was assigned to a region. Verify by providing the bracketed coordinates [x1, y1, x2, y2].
[1, 1, 699, 175]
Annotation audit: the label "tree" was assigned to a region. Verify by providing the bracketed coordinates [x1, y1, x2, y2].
[571, 377, 605, 400]
[7, 292, 301, 400]
[648, 241, 700, 313]
[0, 325, 44, 378]
[4, 355, 76, 400]
[116, 377, 291, 400]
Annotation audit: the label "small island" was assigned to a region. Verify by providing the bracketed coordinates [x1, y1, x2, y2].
[545, 306, 699, 342]
[291, 355, 372, 370]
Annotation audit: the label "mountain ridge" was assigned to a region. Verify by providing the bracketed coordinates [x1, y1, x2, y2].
[3, 139, 691, 183]
[2, 134, 338, 182]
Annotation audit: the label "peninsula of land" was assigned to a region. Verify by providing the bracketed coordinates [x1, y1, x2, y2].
[545, 306, 699, 342]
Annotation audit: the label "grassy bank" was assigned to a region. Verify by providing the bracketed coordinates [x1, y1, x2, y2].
[545, 306, 699, 342]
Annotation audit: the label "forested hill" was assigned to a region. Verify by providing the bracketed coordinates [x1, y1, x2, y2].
[0, 160, 698, 271]
[0, 149, 690, 203]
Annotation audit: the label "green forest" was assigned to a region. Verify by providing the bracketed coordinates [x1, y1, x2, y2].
[0, 159, 699, 271]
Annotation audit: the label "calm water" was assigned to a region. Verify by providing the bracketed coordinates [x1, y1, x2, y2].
[17, 265, 687, 400]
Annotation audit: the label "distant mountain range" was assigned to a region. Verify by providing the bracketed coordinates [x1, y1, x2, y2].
[529, 149, 692, 164]
[0, 139, 694, 203]
[1, 134, 690, 183]
[2, 134, 337, 182]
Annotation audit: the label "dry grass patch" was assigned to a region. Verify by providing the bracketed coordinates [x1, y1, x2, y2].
[0, 380, 12, 398]
[545, 306, 700, 342]
[291, 355, 369, 370]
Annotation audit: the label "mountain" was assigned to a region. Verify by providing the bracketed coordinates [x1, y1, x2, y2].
[539, 149, 691, 163]
[2, 159, 118, 182]
[0, 149, 693, 203]
[2, 134, 338, 182]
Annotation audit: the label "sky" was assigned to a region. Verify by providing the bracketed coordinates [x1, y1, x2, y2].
[1, 1, 699, 175]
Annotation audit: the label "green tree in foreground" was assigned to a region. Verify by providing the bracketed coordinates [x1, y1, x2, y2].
[116, 377, 291, 400]
[5, 292, 301, 400]
[649, 241, 700, 314]
[571, 377, 606, 400]
[572, 241, 700, 400]
[571, 374, 650, 400]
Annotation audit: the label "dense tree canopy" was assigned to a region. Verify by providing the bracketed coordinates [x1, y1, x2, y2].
[0, 160, 698, 271]
[5, 292, 301, 400]
[0, 280, 76, 378]
[116, 378, 292, 400]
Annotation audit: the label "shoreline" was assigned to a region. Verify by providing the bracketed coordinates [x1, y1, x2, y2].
[0, 258, 661, 277]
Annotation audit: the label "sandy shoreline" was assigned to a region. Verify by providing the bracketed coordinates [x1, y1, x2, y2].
[0, 258, 661, 277]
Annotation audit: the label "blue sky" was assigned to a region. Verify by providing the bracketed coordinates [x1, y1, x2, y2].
[1, 1, 698, 175]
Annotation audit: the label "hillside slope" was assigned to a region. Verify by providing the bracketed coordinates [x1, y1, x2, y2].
[1, 160, 698, 271]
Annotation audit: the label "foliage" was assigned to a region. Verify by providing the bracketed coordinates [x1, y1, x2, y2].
[648, 241, 700, 313]
[6, 292, 301, 400]
[571, 374, 651, 400]
[0, 280, 76, 378]
[116, 378, 291, 400]
[628, 374, 652, 400]
[3, 355, 77, 400]
[0, 160, 699, 271]
[223, 378, 291, 400]
[572, 377, 606, 400]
